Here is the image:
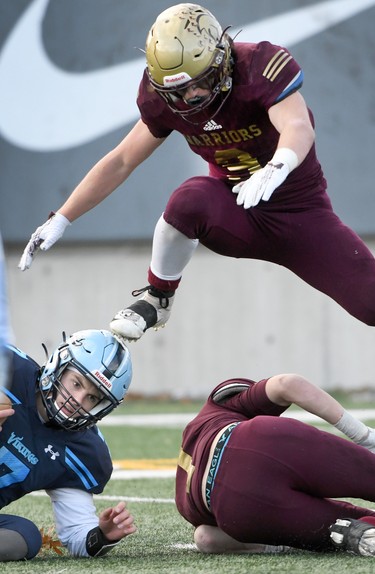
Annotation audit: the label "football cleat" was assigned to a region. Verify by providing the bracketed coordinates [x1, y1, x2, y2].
[110, 286, 175, 341]
[330, 518, 375, 556]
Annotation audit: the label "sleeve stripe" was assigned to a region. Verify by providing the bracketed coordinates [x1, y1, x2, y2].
[275, 70, 304, 103]
[269, 55, 293, 82]
[0, 385, 21, 405]
[262, 49, 293, 81]
[65, 447, 98, 489]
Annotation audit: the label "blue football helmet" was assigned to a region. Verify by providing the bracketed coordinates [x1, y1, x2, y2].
[39, 329, 132, 430]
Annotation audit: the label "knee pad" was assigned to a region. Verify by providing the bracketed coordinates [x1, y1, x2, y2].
[0, 515, 42, 560]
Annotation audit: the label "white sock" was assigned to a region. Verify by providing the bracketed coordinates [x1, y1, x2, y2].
[334, 410, 370, 444]
[150, 215, 199, 280]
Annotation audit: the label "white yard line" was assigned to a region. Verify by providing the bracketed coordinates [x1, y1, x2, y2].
[28, 491, 175, 503]
[99, 409, 375, 427]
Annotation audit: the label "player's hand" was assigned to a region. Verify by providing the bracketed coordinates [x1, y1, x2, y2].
[99, 501, 137, 541]
[232, 161, 289, 209]
[18, 212, 71, 271]
[0, 392, 14, 431]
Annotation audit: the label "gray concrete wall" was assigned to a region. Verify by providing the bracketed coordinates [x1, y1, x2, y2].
[5, 240, 375, 397]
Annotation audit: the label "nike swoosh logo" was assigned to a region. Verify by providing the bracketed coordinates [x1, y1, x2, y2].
[0, 0, 374, 151]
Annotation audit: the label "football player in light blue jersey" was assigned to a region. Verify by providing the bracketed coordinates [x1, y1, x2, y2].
[0, 329, 135, 561]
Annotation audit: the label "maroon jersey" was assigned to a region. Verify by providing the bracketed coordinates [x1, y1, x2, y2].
[137, 41, 324, 192]
[175, 378, 286, 527]
[175, 379, 375, 551]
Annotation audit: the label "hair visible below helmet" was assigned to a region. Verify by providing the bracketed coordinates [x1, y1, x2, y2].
[145, 3, 233, 121]
[39, 329, 132, 431]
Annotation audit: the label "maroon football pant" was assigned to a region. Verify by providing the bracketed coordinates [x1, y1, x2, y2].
[210, 416, 375, 551]
[163, 176, 375, 325]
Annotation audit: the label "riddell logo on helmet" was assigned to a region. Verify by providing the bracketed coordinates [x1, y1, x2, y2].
[163, 72, 192, 87]
[93, 370, 112, 389]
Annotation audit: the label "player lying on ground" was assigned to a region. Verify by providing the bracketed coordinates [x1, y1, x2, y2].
[175, 372, 375, 555]
[18, 4, 375, 342]
[0, 329, 135, 561]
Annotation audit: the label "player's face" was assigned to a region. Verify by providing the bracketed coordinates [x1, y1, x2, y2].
[175, 78, 212, 107]
[57, 370, 103, 418]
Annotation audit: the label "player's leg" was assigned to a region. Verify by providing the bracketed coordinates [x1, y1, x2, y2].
[110, 175, 244, 340]
[110, 216, 198, 340]
[209, 417, 375, 551]
[161, 180, 375, 325]
[110, 175, 375, 338]
[0, 515, 42, 560]
[272, 205, 375, 325]
[194, 524, 289, 554]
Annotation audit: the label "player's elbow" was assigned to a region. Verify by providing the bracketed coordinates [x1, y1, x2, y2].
[274, 373, 308, 403]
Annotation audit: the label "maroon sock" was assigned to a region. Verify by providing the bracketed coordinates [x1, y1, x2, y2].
[147, 268, 181, 292]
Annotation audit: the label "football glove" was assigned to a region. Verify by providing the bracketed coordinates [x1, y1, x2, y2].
[18, 212, 71, 271]
[330, 518, 375, 556]
[232, 147, 298, 209]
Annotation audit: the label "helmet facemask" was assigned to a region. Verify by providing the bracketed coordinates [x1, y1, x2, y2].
[40, 364, 115, 431]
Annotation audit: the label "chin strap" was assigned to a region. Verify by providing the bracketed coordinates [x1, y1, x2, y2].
[86, 526, 122, 557]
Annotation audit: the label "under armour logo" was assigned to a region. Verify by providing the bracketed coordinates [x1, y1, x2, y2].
[44, 444, 60, 460]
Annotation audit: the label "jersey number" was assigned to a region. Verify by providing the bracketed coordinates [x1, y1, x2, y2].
[0, 446, 30, 487]
[214, 149, 262, 180]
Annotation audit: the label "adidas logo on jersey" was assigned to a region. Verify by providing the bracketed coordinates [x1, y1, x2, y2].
[203, 120, 222, 131]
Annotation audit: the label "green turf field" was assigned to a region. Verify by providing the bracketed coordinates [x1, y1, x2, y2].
[2, 399, 375, 573]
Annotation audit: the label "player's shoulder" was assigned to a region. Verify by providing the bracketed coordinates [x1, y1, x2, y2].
[137, 69, 165, 111]
[232, 41, 302, 105]
[6, 345, 40, 395]
[233, 40, 291, 63]
[8, 344, 39, 366]
[70, 425, 110, 455]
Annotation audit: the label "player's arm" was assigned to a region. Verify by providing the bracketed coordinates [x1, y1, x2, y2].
[268, 91, 315, 165]
[58, 119, 165, 222]
[0, 385, 15, 432]
[265, 373, 375, 450]
[18, 119, 166, 270]
[47, 488, 136, 557]
[233, 92, 315, 209]
[265, 373, 343, 423]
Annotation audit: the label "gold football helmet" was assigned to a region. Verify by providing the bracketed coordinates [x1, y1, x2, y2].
[145, 4, 233, 120]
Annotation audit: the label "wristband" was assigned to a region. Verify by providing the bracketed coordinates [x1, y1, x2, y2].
[86, 526, 121, 557]
[271, 148, 298, 172]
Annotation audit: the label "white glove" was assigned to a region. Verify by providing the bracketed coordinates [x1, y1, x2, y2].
[18, 212, 71, 271]
[232, 147, 298, 209]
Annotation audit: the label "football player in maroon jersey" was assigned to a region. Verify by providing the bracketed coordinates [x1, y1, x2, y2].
[175, 372, 375, 555]
[19, 4, 375, 342]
